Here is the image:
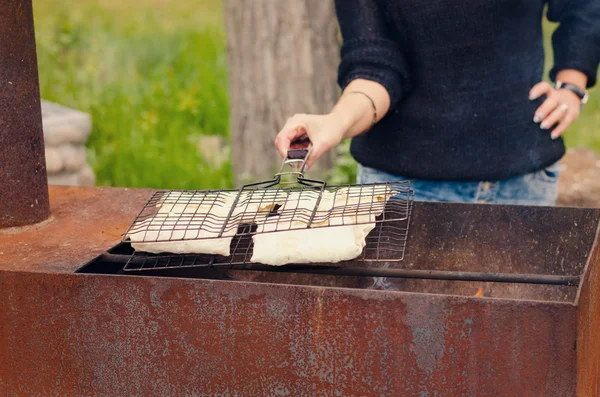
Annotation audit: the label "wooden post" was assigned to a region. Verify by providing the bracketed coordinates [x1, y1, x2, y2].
[223, 0, 340, 184]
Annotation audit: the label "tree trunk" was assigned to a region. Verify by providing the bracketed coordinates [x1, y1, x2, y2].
[223, 0, 340, 185]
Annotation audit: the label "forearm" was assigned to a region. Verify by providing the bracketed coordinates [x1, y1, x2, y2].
[329, 79, 391, 140]
[556, 69, 588, 90]
[547, 0, 600, 88]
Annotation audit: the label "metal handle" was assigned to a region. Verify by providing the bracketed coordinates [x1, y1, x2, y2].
[287, 148, 309, 160]
[275, 137, 312, 181]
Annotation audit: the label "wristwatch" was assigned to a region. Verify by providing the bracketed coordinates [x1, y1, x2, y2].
[555, 80, 589, 107]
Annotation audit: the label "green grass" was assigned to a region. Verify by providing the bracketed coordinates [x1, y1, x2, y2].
[32, 1, 599, 189]
[33, 0, 232, 189]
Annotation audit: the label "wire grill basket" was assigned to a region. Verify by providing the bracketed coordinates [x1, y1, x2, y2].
[121, 143, 414, 271]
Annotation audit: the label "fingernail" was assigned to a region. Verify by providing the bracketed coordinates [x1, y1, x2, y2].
[529, 93, 538, 100]
[551, 133, 559, 140]
[534, 114, 542, 123]
[540, 122, 549, 130]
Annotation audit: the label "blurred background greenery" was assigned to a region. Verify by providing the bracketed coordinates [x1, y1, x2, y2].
[33, 0, 599, 189]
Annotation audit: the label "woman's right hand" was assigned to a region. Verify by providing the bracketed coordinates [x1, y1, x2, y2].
[274, 113, 346, 170]
[275, 79, 392, 170]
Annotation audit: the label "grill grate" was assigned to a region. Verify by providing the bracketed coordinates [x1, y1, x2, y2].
[122, 181, 413, 272]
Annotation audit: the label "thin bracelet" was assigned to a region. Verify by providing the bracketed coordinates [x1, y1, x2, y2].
[347, 90, 378, 128]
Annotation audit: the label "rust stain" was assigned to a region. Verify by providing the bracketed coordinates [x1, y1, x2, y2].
[0, 186, 154, 273]
[576, 225, 600, 397]
[0, 271, 579, 396]
[0, 215, 56, 235]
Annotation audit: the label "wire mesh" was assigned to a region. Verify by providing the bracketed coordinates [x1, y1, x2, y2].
[122, 181, 413, 271]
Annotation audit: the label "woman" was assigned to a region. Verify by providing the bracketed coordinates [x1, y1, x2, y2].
[274, 0, 599, 206]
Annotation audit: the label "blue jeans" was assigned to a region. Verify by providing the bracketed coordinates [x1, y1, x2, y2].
[357, 162, 560, 206]
[357, 162, 560, 290]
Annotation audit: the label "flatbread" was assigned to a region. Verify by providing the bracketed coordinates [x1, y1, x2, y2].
[128, 185, 396, 264]
[129, 190, 288, 256]
[250, 186, 395, 266]
[129, 191, 239, 256]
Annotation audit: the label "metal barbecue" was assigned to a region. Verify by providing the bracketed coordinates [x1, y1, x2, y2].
[121, 139, 414, 272]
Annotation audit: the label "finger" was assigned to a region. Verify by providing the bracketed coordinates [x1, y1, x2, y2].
[304, 140, 331, 171]
[274, 118, 298, 155]
[275, 122, 308, 158]
[304, 145, 321, 171]
[529, 81, 553, 100]
[534, 95, 559, 123]
[304, 136, 339, 170]
[540, 102, 569, 130]
[550, 110, 576, 140]
[274, 134, 290, 159]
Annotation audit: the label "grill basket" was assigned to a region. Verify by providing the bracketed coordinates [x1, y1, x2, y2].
[121, 143, 414, 272]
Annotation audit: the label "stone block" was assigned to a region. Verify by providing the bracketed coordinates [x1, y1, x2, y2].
[41, 100, 96, 187]
[47, 172, 80, 187]
[41, 100, 92, 146]
[47, 165, 96, 187]
[78, 164, 96, 187]
[57, 144, 87, 173]
[44, 146, 63, 174]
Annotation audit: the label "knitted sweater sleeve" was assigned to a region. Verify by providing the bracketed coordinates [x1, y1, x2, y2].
[334, 0, 410, 109]
[547, 0, 600, 88]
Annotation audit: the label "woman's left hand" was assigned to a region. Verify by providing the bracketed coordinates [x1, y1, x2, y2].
[529, 81, 582, 140]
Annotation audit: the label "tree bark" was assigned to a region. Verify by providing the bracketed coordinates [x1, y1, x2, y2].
[223, 0, 340, 185]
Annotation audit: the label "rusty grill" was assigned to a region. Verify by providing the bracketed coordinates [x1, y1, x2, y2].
[4, 1, 600, 394]
[121, 181, 413, 271]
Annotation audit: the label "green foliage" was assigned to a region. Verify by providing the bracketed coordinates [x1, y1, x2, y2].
[326, 140, 357, 185]
[34, 0, 232, 189]
[33, 2, 598, 188]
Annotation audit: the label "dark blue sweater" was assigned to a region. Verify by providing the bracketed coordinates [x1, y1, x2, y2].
[335, 0, 600, 181]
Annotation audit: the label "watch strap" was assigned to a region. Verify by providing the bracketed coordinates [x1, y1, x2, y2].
[555, 81, 589, 105]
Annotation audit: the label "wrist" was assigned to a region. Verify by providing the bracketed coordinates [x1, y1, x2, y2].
[324, 110, 352, 142]
[329, 93, 377, 140]
[555, 80, 589, 107]
[555, 69, 588, 91]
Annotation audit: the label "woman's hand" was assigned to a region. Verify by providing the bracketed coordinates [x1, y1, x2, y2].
[529, 81, 582, 140]
[274, 113, 345, 170]
[275, 79, 393, 170]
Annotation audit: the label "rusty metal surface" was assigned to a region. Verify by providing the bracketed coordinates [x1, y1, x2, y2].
[231, 270, 579, 302]
[0, 185, 596, 394]
[223, 199, 600, 300]
[2, 185, 597, 305]
[0, 186, 153, 273]
[0, 270, 578, 397]
[1, 185, 598, 279]
[0, 0, 50, 228]
[82, 248, 581, 302]
[396, 202, 600, 276]
[576, 223, 600, 397]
